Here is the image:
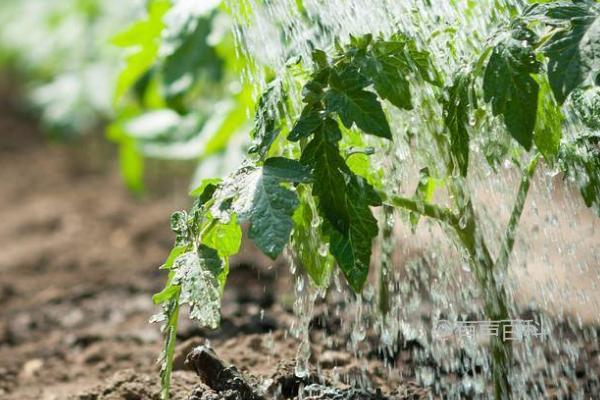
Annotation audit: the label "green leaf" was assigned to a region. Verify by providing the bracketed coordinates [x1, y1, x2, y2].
[572, 86, 600, 130]
[324, 174, 381, 292]
[190, 178, 222, 198]
[153, 284, 180, 305]
[483, 37, 540, 150]
[560, 134, 600, 215]
[357, 34, 439, 110]
[534, 77, 563, 160]
[161, 15, 223, 99]
[541, 7, 600, 103]
[161, 245, 188, 270]
[211, 158, 310, 259]
[383, 34, 442, 86]
[362, 49, 412, 110]
[112, 0, 170, 104]
[203, 214, 242, 257]
[288, 104, 323, 142]
[349, 33, 373, 50]
[249, 82, 283, 157]
[311, 49, 329, 69]
[167, 250, 223, 330]
[301, 132, 381, 292]
[290, 112, 342, 144]
[300, 133, 351, 233]
[444, 72, 474, 176]
[324, 68, 392, 139]
[263, 157, 313, 182]
[197, 244, 227, 289]
[301, 76, 327, 104]
[292, 196, 335, 287]
[525, 2, 597, 21]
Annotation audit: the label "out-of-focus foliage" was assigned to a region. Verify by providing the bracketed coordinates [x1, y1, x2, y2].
[0, 0, 255, 195]
[109, 0, 255, 193]
[0, 0, 144, 135]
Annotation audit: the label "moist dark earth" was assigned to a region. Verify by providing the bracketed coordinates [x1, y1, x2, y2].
[1, 80, 599, 400]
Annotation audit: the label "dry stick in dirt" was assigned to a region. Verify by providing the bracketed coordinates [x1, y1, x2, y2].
[186, 346, 264, 400]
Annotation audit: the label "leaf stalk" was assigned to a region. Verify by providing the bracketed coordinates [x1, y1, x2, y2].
[495, 153, 541, 272]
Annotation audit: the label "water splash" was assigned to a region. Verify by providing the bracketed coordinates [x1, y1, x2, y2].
[223, 0, 600, 397]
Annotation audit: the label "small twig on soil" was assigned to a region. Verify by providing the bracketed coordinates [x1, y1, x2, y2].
[186, 346, 264, 400]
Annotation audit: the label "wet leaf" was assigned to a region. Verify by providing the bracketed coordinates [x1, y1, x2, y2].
[357, 34, 440, 110]
[361, 44, 413, 110]
[249, 82, 283, 157]
[525, 1, 597, 21]
[444, 72, 474, 176]
[160, 245, 188, 270]
[172, 250, 223, 327]
[262, 156, 313, 182]
[301, 132, 381, 292]
[292, 197, 335, 287]
[210, 158, 311, 259]
[300, 133, 351, 233]
[324, 68, 392, 139]
[203, 215, 242, 257]
[324, 174, 381, 293]
[572, 86, 600, 130]
[288, 104, 323, 141]
[534, 78, 563, 160]
[483, 37, 540, 150]
[560, 134, 600, 215]
[535, 3, 600, 103]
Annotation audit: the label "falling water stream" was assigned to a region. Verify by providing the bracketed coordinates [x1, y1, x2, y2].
[221, 0, 600, 398]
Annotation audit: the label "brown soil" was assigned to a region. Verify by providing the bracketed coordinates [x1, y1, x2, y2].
[1, 82, 598, 400]
[0, 85, 428, 400]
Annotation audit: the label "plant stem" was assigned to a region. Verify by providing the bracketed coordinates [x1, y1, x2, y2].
[382, 193, 458, 226]
[382, 153, 539, 399]
[451, 201, 511, 399]
[379, 205, 394, 319]
[382, 188, 511, 397]
[495, 154, 541, 272]
[160, 292, 181, 400]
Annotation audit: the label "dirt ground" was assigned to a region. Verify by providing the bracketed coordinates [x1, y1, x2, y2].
[0, 82, 434, 400]
[1, 80, 599, 399]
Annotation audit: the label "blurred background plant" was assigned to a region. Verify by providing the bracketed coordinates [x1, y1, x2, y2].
[0, 0, 142, 136]
[0, 0, 255, 194]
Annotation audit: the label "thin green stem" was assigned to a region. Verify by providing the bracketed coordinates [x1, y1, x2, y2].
[379, 205, 394, 319]
[534, 28, 561, 50]
[160, 292, 181, 400]
[450, 201, 512, 399]
[381, 193, 458, 226]
[495, 154, 541, 272]
[385, 182, 512, 398]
